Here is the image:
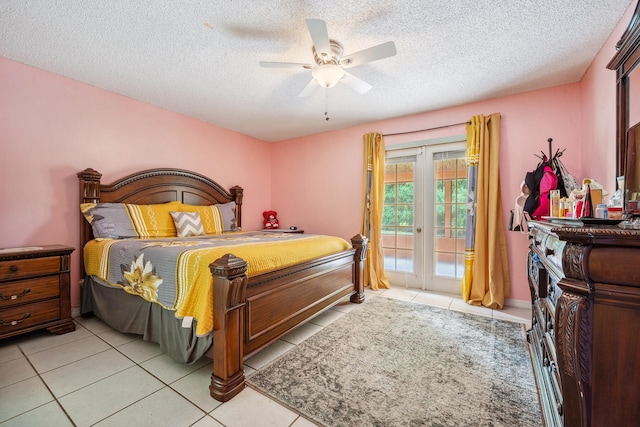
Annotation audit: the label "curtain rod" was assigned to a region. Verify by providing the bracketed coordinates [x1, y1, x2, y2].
[383, 121, 469, 137]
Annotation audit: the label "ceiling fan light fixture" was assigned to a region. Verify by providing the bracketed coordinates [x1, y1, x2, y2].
[312, 64, 345, 88]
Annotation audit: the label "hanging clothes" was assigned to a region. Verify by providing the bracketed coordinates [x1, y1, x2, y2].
[531, 163, 558, 219]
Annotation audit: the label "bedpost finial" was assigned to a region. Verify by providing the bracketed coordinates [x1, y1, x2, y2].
[210, 254, 248, 278]
[351, 234, 369, 248]
[230, 186, 243, 204]
[77, 168, 102, 181]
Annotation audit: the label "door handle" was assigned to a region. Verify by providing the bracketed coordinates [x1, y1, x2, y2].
[416, 227, 422, 232]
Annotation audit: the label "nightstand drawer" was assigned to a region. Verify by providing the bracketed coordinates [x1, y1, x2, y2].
[0, 257, 62, 281]
[0, 276, 60, 308]
[0, 299, 60, 334]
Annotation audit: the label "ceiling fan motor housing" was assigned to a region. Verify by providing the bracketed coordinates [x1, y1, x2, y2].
[313, 40, 344, 65]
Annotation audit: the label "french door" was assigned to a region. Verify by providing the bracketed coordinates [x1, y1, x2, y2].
[383, 141, 467, 294]
[382, 148, 424, 288]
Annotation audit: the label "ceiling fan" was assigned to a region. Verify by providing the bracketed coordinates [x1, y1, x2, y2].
[259, 19, 397, 97]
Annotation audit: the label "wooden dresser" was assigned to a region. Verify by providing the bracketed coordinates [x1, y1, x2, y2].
[527, 221, 640, 427]
[0, 245, 75, 339]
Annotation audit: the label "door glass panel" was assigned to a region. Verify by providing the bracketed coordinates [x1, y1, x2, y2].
[433, 151, 466, 279]
[383, 158, 415, 273]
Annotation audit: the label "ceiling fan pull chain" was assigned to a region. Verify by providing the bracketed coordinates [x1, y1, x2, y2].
[325, 88, 330, 121]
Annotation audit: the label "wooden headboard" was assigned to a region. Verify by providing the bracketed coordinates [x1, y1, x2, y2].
[77, 168, 244, 275]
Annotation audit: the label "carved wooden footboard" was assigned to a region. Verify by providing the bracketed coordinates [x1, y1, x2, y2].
[209, 235, 367, 401]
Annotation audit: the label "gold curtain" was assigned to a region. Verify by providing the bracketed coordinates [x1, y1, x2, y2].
[361, 132, 390, 291]
[462, 114, 510, 309]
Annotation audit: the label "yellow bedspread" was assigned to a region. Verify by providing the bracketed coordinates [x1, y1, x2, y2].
[84, 231, 351, 336]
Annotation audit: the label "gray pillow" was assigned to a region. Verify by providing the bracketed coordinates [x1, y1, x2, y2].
[217, 202, 239, 231]
[80, 203, 137, 239]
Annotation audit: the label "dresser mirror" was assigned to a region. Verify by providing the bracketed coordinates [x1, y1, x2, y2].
[608, 1, 640, 206]
[624, 121, 640, 213]
[631, 69, 639, 125]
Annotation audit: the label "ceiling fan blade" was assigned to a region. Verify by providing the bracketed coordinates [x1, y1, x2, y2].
[259, 61, 310, 69]
[341, 41, 397, 68]
[305, 19, 331, 57]
[340, 71, 372, 94]
[298, 78, 318, 97]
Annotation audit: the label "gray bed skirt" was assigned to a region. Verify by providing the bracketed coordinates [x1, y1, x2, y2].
[80, 276, 212, 364]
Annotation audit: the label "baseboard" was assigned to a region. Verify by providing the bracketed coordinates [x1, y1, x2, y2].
[504, 298, 531, 310]
[382, 285, 532, 311]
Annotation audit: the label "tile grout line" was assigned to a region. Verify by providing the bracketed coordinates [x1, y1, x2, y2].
[68, 319, 216, 425]
[79, 319, 217, 421]
[12, 343, 79, 427]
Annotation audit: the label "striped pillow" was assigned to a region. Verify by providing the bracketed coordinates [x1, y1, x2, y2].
[126, 201, 182, 238]
[170, 211, 205, 237]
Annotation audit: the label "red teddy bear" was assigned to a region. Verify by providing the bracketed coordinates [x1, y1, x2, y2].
[262, 210, 279, 229]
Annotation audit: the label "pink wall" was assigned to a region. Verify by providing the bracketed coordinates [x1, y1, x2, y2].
[0, 57, 271, 308]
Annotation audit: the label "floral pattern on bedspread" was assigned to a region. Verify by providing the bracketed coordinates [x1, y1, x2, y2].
[83, 231, 351, 336]
[122, 254, 163, 304]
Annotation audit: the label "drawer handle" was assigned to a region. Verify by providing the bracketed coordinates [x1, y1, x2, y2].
[9, 265, 18, 272]
[0, 312, 31, 327]
[0, 288, 31, 301]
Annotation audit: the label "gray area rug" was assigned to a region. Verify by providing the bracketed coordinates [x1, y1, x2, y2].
[248, 296, 542, 427]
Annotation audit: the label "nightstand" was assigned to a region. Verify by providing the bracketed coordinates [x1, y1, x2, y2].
[0, 245, 76, 339]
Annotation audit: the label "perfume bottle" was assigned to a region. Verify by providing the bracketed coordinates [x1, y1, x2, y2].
[582, 184, 593, 218]
[550, 190, 560, 217]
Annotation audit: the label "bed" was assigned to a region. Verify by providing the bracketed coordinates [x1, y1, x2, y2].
[77, 167, 368, 402]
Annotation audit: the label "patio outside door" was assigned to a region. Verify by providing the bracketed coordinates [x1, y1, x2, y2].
[383, 141, 467, 294]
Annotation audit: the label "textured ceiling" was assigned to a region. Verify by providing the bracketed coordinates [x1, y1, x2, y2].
[0, 1, 633, 142]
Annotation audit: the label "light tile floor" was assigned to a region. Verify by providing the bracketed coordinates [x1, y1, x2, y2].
[0, 288, 531, 427]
